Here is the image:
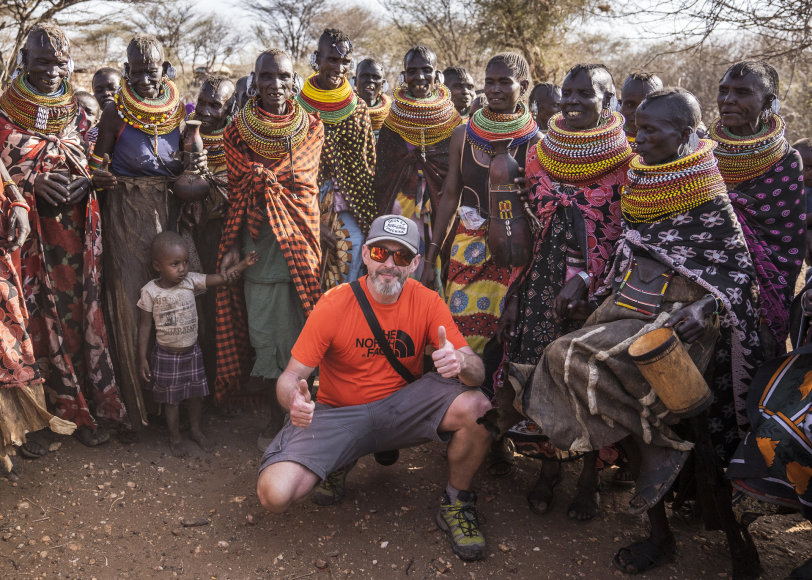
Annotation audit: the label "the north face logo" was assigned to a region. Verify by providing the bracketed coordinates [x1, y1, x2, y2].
[356, 330, 416, 358]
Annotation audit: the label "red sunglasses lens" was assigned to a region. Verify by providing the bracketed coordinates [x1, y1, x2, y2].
[369, 246, 413, 266]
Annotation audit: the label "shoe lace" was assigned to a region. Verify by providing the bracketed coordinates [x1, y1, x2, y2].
[449, 502, 480, 537]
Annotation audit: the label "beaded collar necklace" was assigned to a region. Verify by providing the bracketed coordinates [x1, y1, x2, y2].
[536, 111, 634, 187]
[235, 97, 309, 160]
[187, 112, 229, 170]
[708, 114, 788, 185]
[466, 101, 539, 154]
[384, 84, 462, 155]
[0, 74, 76, 135]
[622, 139, 727, 223]
[115, 77, 184, 153]
[367, 93, 392, 132]
[297, 73, 357, 125]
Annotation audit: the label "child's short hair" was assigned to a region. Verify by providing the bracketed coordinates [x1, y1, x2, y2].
[151, 231, 186, 261]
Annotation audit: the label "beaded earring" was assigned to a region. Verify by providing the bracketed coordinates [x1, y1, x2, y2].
[246, 72, 257, 98]
[293, 72, 303, 95]
[678, 131, 699, 157]
[435, 71, 444, 86]
[166, 64, 176, 81]
[66, 56, 74, 79]
[398, 73, 405, 87]
[310, 53, 319, 72]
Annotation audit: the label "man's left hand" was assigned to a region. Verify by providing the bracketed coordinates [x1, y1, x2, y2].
[432, 325, 461, 378]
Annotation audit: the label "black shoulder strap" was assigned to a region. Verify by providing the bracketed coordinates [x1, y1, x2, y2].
[350, 280, 416, 383]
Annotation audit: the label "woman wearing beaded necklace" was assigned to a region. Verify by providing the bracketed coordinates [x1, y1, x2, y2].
[216, 49, 324, 438]
[511, 88, 762, 576]
[710, 61, 805, 358]
[353, 58, 390, 138]
[0, 23, 125, 449]
[498, 64, 634, 520]
[423, 53, 539, 354]
[373, 46, 463, 289]
[298, 28, 376, 290]
[90, 34, 188, 432]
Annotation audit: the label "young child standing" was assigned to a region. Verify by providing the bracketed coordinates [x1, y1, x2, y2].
[138, 231, 257, 455]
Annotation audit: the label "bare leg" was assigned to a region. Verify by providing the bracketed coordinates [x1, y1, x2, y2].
[257, 460, 320, 513]
[527, 459, 562, 514]
[165, 403, 187, 457]
[188, 397, 212, 450]
[613, 500, 676, 573]
[568, 450, 600, 521]
[438, 390, 493, 491]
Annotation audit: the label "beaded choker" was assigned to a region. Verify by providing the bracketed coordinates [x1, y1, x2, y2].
[384, 84, 461, 155]
[709, 114, 789, 184]
[116, 77, 185, 153]
[622, 139, 727, 223]
[536, 111, 634, 187]
[297, 73, 357, 125]
[0, 74, 76, 135]
[367, 93, 392, 131]
[466, 101, 539, 154]
[188, 112, 228, 170]
[235, 98, 309, 160]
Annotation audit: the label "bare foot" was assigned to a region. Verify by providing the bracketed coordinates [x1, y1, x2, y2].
[527, 461, 561, 515]
[567, 485, 600, 521]
[169, 437, 189, 457]
[190, 429, 213, 451]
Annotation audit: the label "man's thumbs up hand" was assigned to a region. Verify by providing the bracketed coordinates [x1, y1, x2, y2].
[432, 325, 462, 378]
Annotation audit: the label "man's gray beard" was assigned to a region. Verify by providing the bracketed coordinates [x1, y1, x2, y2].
[369, 269, 406, 296]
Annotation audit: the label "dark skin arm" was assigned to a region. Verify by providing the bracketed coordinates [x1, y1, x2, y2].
[137, 308, 153, 383]
[421, 125, 467, 288]
[91, 102, 124, 190]
[553, 275, 592, 322]
[207, 250, 258, 285]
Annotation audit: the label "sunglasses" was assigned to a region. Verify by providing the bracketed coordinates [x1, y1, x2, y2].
[368, 246, 415, 267]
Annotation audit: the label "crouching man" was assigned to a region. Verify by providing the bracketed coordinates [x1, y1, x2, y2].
[257, 215, 492, 561]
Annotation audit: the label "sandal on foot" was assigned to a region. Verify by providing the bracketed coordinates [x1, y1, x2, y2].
[486, 437, 516, 478]
[629, 447, 689, 515]
[612, 463, 635, 488]
[74, 426, 111, 447]
[613, 537, 676, 574]
[19, 439, 48, 459]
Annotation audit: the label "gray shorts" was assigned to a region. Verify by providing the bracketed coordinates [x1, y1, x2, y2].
[258, 372, 470, 479]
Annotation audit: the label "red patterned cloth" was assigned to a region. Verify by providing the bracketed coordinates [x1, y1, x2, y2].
[214, 114, 324, 404]
[0, 108, 125, 428]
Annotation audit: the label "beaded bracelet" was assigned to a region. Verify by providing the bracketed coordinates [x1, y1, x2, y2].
[9, 201, 30, 212]
[704, 293, 722, 315]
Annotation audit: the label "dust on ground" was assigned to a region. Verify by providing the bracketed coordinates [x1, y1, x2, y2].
[1, 410, 809, 579]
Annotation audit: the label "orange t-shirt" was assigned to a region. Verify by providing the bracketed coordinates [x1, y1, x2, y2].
[291, 277, 469, 407]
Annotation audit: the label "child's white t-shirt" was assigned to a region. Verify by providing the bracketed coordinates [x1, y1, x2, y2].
[137, 272, 207, 349]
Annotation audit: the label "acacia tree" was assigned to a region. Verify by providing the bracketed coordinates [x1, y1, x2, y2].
[248, 0, 328, 64]
[0, 0, 146, 86]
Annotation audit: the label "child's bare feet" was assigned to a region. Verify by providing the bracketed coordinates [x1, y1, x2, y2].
[190, 428, 213, 451]
[169, 437, 190, 457]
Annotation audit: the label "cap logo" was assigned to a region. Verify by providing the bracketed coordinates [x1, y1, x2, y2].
[383, 217, 408, 235]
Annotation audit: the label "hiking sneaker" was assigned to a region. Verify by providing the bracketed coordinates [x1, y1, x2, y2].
[312, 460, 357, 506]
[435, 490, 486, 561]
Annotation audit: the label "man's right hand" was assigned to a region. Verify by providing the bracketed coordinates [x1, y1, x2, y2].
[33, 172, 71, 206]
[289, 379, 314, 428]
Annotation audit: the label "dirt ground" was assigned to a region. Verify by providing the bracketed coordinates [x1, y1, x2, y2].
[1, 409, 810, 580]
